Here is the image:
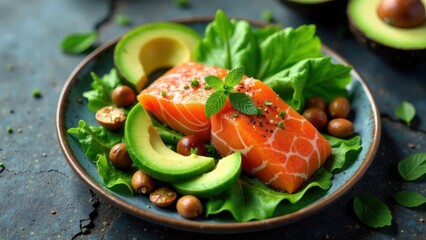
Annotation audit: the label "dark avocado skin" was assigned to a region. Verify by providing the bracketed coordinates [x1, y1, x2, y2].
[278, 0, 348, 20]
[347, 4, 426, 64]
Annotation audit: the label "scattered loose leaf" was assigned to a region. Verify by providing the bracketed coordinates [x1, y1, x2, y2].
[115, 14, 132, 26]
[353, 195, 392, 228]
[60, 32, 98, 54]
[393, 190, 426, 208]
[394, 101, 416, 126]
[261, 9, 274, 23]
[397, 152, 426, 181]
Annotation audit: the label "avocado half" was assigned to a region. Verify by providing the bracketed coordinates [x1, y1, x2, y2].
[347, 0, 426, 63]
[114, 23, 201, 91]
[279, 0, 348, 19]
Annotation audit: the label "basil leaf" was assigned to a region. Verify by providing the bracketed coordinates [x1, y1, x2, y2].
[229, 92, 258, 115]
[395, 101, 416, 127]
[224, 66, 245, 87]
[353, 195, 392, 228]
[397, 152, 426, 181]
[204, 75, 224, 90]
[393, 190, 426, 208]
[96, 154, 133, 195]
[195, 10, 257, 77]
[67, 120, 123, 162]
[60, 32, 98, 54]
[205, 168, 332, 222]
[257, 25, 321, 80]
[322, 134, 362, 172]
[83, 69, 121, 112]
[264, 57, 351, 111]
[205, 90, 227, 117]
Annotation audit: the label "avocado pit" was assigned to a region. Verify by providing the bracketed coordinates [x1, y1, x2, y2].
[377, 0, 426, 28]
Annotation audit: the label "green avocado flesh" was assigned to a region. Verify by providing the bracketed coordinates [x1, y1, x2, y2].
[172, 152, 242, 198]
[114, 23, 201, 91]
[125, 104, 215, 182]
[348, 0, 426, 49]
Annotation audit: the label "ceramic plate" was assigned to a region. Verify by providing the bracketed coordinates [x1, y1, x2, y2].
[56, 18, 381, 233]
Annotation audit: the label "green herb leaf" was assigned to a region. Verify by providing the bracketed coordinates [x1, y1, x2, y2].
[261, 9, 274, 23]
[393, 190, 426, 208]
[205, 90, 227, 117]
[257, 25, 321, 80]
[229, 92, 258, 115]
[32, 89, 42, 98]
[205, 168, 332, 222]
[204, 75, 224, 90]
[67, 120, 123, 162]
[224, 66, 245, 87]
[397, 152, 426, 181]
[82, 69, 121, 112]
[322, 134, 362, 172]
[96, 154, 133, 195]
[353, 195, 392, 228]
[60, 32, 98, 54]
[115, 14, 132, 26]
[264, 57, 351, 111]
[174, 0, 189, 8]
[395, 101, 416, 127]
[195, 10, 258, 77]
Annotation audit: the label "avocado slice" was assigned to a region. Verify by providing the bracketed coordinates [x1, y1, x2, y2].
[114, 23, 201, 91]
[348, 0, 426, 63]
[125, 104, 215, 182]
[172, 152, 242, 198]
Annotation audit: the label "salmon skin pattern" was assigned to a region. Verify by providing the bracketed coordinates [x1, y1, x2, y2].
[138, 62, 332, 193]
[138, 62, 228, 142]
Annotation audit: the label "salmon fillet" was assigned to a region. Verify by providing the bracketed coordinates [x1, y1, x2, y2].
[138, 62, 332, 193]
[211, 77, 332, 193]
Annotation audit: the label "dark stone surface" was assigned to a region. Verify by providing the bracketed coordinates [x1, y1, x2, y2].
[1, 0, 425, 239]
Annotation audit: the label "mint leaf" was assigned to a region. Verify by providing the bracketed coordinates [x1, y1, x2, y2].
[97, 154, 133, 195]
[205, 90, 227, 117]
[204, 75, 224, 90]
[397, 152, 426, 181]
[224, 66, 245, 87]
[395, 101, 416, 127]
[83, 69, 121, 112]
[60, 32, 98, 54]
[393, 190, 426, 208]
[67, 120, 123, 162]
[229, 92, 258, 115]
[353, 195, 392, 228]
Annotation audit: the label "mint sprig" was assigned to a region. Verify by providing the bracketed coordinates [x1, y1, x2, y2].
[204, 66, 258, 117]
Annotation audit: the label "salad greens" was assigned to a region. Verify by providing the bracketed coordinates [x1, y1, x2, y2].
[68, 10, 363, 222]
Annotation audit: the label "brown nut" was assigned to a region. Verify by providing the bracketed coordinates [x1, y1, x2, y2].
[303, 107, 328, 130]
[176, 135, 207, 156]
[327, 118, 355, 138]
[377, 0, 426, 28]
[176, 195, 203, 219]
[328, 97, 350, 119]
[112, 85, 136, 108]
[109, 143, 133, 169]
[131, 170, 155, 194]
[95, 106, 126, 130]
[306, 96, 327, 112]
[149, 186, 177, 207]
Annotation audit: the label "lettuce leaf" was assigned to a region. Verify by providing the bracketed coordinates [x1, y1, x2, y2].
[256, 25, 321, 80]
[97, 154, 133, 195]
[194, 10, 258, 77]
[83, 68, 121, 112]
[67, 120, 123, 162]
[205, 168, 332, 222]
[323, 134, 363, 172]
[263, 57, 352, 111]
